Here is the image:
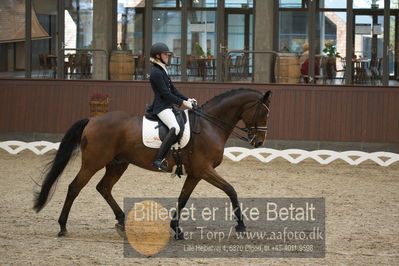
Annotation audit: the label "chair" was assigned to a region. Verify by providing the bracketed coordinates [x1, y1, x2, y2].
[38, 54, 57, 78]
[337, 57, 347, 83]
[169, 56, 180, 79]
[38, 54, 47, 78]
[228, 55, 244, 81]
[66, 54, 77, 79]
[240, 53, 249, 79]
[370, 58, 382, 85]
[225, 55, 233, 80]
[204, 57, 216, 81]
[353, 59, 371, 84]
[67, 53, 92, 79]
[80, 53, 92, 79]
[186, 55, 199, 78]
[46, 55, 57, 79]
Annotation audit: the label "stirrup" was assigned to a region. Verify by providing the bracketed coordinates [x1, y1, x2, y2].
[153, 158, 168, 171]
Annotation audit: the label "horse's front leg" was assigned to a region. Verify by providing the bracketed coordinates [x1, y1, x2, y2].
[171, 175, 200, 240]
[202, 167, 246, 232]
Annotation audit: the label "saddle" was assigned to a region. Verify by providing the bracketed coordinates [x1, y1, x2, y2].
[143, 107, 191, 178]
[144, 108, 187, 142]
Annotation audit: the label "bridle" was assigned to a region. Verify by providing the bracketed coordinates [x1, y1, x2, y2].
[191, 96, 270, 143]
[243, 100, 269, 144]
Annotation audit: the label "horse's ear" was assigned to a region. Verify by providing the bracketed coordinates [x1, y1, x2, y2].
[263, 90, 272, 102]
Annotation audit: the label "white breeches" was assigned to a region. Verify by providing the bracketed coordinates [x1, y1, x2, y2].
[157, 108, 180, 135]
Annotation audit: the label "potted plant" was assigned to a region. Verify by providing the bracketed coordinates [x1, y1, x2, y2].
[322, 42, 340, 79]
[89, 93, 110, 117]
[206, 48, 212, 59]
[194, 43, 205, 58]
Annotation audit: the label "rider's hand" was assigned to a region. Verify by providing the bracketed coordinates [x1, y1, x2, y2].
[182, 100, 193, 109]
[188, 98, 197, 104]
[188, 98, 198, 107]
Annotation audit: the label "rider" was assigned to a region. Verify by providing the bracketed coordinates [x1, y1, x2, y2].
[148, 42, 197, 171]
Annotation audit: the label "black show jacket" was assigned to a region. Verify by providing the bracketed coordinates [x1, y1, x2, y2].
[148, 63, 188, 115]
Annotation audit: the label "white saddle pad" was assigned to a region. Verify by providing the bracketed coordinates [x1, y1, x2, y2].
[142, 109, 190, 149]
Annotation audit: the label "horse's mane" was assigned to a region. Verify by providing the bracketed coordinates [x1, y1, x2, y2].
[201, 88, 262, 108]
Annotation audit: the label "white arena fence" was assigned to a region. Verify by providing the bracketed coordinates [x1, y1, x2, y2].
[0, 141, 398, 167]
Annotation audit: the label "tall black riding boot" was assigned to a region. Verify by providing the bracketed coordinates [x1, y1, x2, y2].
[152, 128, 178, 171]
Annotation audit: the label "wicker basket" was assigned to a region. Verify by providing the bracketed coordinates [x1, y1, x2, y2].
[89, 98, 109, 117]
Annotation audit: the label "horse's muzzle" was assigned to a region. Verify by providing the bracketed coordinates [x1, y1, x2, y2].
[252, 140, 264, 148]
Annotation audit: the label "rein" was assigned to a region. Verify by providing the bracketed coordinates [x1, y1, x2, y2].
[191, 98, 269, 143]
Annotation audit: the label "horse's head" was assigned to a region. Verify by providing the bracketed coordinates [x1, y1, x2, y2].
[241, 90, 271, 148]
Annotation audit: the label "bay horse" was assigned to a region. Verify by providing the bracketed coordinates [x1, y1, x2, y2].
[33, 88, 271, 239]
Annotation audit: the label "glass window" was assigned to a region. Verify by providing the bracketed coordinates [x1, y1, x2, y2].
[279, 10, 333, 84]
[32, 13, 57, 78]
[153, 11, 181, 80]
[153, 0, 177, 8]
[354, 0, 385, 9]
[352, 14, 387, 84]
[63, 0, 94, 80]
[225, 0, 253, 8]
[389, 16, 395, 76]
[249, 13, 253, 51]
[323, 12, 346, 55]
[153, 11, 182, 54]
[187, 11, 216, 56]
[190, 0, 217, 8]
[319, 12, 347, 81]
[116, 1, 145, 80]
[279, 11, 308, 53]
[65, 0, 93, 49]
[225, 12, 253, 82]
[323, 0, 346, 9]
[117, 1, 144, 53]
[0, 0, 27, 77]
[391, 0, 399, 8]
[187, 11, 216, 81]
[0, 0, 58, 78]
[279, 0, 303, 8]
[228, 14, 246, 50]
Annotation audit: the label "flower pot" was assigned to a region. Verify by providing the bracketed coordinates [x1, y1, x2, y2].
[324, 57, 337, 79]
[89, 98, 109, 117]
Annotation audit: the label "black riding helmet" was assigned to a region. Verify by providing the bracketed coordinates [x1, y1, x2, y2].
[150, 42, 172, 58]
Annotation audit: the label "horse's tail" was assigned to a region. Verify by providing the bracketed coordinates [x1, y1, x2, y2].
[33, 118, 90, 213]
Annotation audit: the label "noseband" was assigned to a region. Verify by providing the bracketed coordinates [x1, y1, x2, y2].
[239, 100, 269, 133]
[192, 95, 270, 143]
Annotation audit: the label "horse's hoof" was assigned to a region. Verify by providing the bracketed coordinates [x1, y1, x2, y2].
[57, 230, 67, 237]
[235, 224, 246, 232]
[115, 223, 126, 238]
[174, 232, 185, 240]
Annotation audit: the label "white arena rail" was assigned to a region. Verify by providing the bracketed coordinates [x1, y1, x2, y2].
[224, 147, 399, 167]
[0, 141, 60, 155]
[0, 141, 398, 167]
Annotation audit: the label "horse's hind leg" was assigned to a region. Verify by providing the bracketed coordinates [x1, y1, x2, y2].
[96, 162, 128, 236]
[58, 167, 96, 237]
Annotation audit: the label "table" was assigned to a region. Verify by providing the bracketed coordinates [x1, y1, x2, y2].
[45, 54, 57, 78]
